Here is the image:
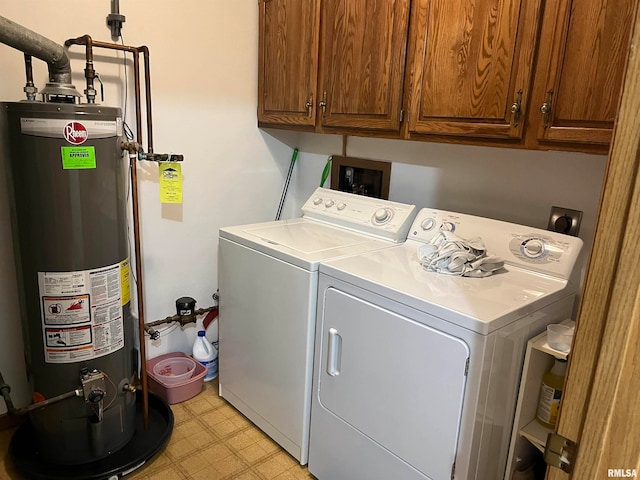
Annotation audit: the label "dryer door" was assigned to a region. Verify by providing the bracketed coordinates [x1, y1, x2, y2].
[317, 287, 470, 480]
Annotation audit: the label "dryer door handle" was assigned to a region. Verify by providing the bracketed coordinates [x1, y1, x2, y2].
[327, 328, 342, 376]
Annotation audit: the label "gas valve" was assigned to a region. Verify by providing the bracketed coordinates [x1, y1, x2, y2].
[87, 388, 106, 404]
[80, 368, 106, 404]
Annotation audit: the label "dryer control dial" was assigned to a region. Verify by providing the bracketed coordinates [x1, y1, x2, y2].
[420, 218, 436, 231]
[509, 235, 563, 264]
[325, 200, 335, 208]
[373, 208, 393, 224]
[441, 221, 456, 232]
[337, 202, 347, 211]
[313, 197, 323, 206]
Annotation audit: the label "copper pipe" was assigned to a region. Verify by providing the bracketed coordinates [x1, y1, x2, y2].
[66, 36, 157, 428]
[140, 46, 153, 153]
[129, 152, 149, 429]
[65, 37, 150, 148]
[132, 52, 142, 145]
[93, 40, 149, 149]
[65, 35, 96, 103]
[84, 41, 153, 153]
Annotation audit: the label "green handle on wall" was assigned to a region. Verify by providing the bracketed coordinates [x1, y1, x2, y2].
[320, 155, 332, 187]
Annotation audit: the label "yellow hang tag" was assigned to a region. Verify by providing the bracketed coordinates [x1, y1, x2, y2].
[120, 258, 130, 306]
[159, 162, 183, 204]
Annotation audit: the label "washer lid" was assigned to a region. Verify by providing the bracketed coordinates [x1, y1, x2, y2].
[220, 218, 393, 270]
[319, 241, 573, 334]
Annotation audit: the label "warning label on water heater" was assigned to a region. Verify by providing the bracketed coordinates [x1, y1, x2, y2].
[38, 260, 129, 363]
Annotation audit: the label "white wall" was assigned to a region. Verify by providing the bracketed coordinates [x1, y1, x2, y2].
[277, 131, 605, 274]
[0, 2, 607, 412]
[0, 1, 296, 412]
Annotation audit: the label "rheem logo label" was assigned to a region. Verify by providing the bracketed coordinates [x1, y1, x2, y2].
[63, 122, 88, 145]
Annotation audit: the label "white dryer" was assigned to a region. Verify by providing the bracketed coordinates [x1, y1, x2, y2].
[309, 208, 583, 480]
[218, 188, 417, 464]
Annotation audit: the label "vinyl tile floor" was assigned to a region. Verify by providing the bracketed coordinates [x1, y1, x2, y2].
[0, 378, 316, 480]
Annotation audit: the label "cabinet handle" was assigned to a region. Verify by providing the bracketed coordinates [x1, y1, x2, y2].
[319, 91, 327, 117]
[510, 90, 523, 127]
[305, 95, 314, 117]
[540, 90, 554, 129]
[326, 327, 342, 376]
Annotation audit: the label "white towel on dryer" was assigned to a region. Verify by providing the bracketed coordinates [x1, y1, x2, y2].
[417, 230, 504, 278]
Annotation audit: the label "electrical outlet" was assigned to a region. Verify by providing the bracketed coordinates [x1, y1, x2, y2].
[548, 206, 583, 236]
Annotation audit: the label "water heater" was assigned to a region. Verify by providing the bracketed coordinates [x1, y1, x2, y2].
[1, 101, 137, 464]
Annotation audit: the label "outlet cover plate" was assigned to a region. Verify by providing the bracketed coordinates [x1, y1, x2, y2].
[548, 206, 583, 236]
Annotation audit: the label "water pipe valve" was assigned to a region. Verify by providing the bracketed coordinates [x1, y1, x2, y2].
[139, 152, 184, 163]
[145, 326, 161, 341]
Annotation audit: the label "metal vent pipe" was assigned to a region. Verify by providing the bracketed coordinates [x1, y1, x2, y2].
[0, 15, 80, 98]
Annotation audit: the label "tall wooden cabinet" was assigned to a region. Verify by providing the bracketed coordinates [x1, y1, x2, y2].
[528, 0, 635, 147]
[257, 0, 320, 127]
[405, 0, 542, 139]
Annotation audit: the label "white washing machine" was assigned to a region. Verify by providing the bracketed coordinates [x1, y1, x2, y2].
[218, 187, 417, 464]
[309, 208, 583, 480]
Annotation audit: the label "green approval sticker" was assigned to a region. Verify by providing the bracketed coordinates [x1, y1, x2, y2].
[61, 146, 96, 169]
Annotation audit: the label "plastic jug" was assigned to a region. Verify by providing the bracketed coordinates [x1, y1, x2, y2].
[536, 357, 567, 428]
[192, 330, 218, 381]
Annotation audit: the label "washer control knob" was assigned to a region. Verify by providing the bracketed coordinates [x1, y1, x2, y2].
[337, 202, 347, 211]
[374, 208, 392, 223]
[524, 239, 545, 257]
[441, 221, 456, 232]
[313, 197, 323, 206]
[420, 218, 436, 231]
[325, 199, 335, 208]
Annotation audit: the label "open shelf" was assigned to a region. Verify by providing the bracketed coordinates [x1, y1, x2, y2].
[504, 319, 574, 478]
[520, 419, 553, 453]
[530, 329, 570, 361]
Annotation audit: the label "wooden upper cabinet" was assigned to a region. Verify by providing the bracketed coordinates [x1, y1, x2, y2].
[405, 0, 542, 139]
[317, 0, 411, 132]
[531, 0, 635, 146]
[255, 0, 633, 152]
[257, 0, 321, 127]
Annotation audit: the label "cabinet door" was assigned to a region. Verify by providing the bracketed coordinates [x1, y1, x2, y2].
[532, 0, 635, 145]
[317, 0, 410, 131]
[405, 0, 541, 139]
[257, 0, 320, 127]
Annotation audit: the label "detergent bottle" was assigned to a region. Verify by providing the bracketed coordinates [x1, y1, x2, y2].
[536, 357, 567, 428]
[192, 330, 218, 381]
